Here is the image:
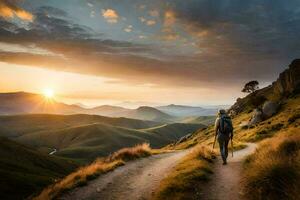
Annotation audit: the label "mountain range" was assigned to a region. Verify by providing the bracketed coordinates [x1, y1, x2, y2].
[0, 92, 220, 122]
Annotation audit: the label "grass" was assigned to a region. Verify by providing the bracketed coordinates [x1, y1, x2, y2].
[0, 114, 202, 163]
[242, 129, 300, 200]
[106, 143, 152, 161]
[0, 137, 78, 200]
[34, 143, 152, 200]
[152, 145, 216, 200]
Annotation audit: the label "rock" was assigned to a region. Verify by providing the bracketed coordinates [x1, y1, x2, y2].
[273, 59, 300, 96]
[229, 59, 300, 115]
[262, 101, 278, 118]
[239, 121, 250, 128]
[176, 133, 192, 144]
[249, 108, 263, 125]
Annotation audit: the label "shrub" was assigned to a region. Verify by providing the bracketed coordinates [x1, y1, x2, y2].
[106, 143, 151, 162]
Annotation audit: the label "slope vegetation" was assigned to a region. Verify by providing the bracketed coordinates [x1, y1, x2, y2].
[0, 114, 161, 138]
[163, 59, 300, 200]
[16, 122, 204, 162]
[0, 137, 77, 200]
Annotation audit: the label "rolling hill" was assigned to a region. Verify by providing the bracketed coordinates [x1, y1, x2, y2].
[179, 116, 216, 126]
[120, 106, 175, 122]
[156, 104, 218, 117]
[13, 121, 205, 162]
[0, 114, 161, 138]
[0, 114, 204, 163]
[0, 137, 77, 200]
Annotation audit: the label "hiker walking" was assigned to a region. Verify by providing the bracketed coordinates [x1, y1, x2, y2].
[214, 109, 233, 165]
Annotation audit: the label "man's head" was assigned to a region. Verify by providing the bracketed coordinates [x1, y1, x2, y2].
[218, 109, 226, 116]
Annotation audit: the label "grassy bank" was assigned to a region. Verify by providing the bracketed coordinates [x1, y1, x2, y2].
[242, 129, 300, 200]
[153, 145, 216, 200]
[34, 143, 151, 200]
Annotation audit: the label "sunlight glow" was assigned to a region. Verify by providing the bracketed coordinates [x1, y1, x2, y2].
[43, 89, 54, 98]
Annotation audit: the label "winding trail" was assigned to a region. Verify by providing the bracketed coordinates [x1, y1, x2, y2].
[199, 143, 257, 200]
[61, 150, 189, 200]
[49, 148, 57, 155]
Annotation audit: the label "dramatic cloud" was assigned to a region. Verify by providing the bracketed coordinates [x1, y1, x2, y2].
[0, 1, 299, 92]
[102, 9, 119, 23]
[0, 0, 33, 21]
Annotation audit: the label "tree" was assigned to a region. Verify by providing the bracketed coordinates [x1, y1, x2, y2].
[242, 80, 259, 93]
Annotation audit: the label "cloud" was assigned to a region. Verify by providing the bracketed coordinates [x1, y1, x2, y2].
[0, 3, 299, 91]
[139, 16, 146, 23]
[87, 2, 94, 8]
[102, 9, 119, 23]
[169, 0, 300, 58]
[163, 10, 176, 28]
[90, 10, 95, 18]
[124, 25, 133, 32]
[139, 35, 147, 39]
[149, 10, 159, 17]
[146, 20, 156, 26]
[139, 4, 146, 10]
[0, 0, 33, 21]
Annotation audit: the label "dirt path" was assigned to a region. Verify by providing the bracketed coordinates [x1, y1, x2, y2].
[61, 150, 189, 200]
[199, 143, 257, 200]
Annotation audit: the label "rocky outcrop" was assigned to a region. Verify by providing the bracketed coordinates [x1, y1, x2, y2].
[249, 108, 264, 125]
[273, 59, 300, 96]
[262, 101, 279, 118]
[229, 59, 300, 116]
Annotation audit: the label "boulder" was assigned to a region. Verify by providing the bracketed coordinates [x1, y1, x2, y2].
[262, 101, 278, 118]
[249, 108, 263, 125]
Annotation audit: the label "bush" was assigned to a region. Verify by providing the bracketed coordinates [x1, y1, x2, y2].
[107, 143, 151, 161]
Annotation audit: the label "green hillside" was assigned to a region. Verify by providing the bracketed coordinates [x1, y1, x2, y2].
[179, 116, 216, 126]
[0, 137, 77, 200]
[15, 122, 204, 162]
[0, 114, 161, 138]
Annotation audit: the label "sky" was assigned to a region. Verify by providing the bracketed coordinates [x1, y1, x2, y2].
[0, 0, 299, 107]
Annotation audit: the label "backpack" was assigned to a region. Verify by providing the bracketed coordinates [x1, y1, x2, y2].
[219, 116, 233, 135]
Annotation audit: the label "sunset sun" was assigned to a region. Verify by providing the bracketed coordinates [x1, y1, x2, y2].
[43, 89, 55, 98]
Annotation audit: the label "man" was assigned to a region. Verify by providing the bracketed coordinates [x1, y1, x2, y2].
[214, 109, 233, 165]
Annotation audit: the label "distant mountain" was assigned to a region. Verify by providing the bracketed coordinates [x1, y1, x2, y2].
[0, 92, 173, 122]
[0, 92, 85, 115]
[0, 137, 77, 200]
[156, 104, 218, 117]
[115, 101, 162, 109]
[121, 106, 175, 122]
[87, 105, 131, 117]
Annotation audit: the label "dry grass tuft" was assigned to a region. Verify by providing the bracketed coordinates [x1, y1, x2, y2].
[34, 143, 152, 200]
[153, 145, 216, 200]
[107, 143, 151, 161]
[242, 130, 300, 200]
